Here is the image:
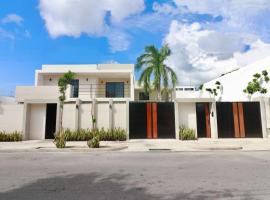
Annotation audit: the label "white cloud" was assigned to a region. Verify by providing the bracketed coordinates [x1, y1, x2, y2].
[0, 28, 15, 40]
[164, 21, 270, 86]
[1, 14, 24, 25]
[39, 0, 145, 51]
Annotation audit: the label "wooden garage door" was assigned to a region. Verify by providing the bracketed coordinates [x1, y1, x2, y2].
[129, 102, 175, 139]
[217, 102, 262, 138]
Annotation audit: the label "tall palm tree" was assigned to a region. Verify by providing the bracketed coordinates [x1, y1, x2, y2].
[136, 45, 178, 101]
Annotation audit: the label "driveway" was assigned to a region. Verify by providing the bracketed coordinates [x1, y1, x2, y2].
[0, 151, 270, 199]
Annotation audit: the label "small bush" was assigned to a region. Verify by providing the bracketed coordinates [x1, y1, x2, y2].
[87, 136, 100, 148]
[179, 126, 196, 140]
[99, 127, 127, 141]
[54, 134, 66, 148]
[63, 129, 94, 141]
[0, 131, 23, 142]
[62, 128, 127, 141]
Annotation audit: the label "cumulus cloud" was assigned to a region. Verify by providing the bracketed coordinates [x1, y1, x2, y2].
[1, 14, 23, 25]
[0, 14, 28, 41]
[39, 0, 145, 51]
[155, 0, 270, 85]
[164, 21, 270, 85]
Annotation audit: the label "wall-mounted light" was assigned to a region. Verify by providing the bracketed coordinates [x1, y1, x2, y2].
[49, 78, 52, 82]
[86, 78, 89, 81]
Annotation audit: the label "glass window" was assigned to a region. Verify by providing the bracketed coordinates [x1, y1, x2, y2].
[139, 92, 149, 100]
[71, 80, 79, 98]
[106, 82, 124, 98]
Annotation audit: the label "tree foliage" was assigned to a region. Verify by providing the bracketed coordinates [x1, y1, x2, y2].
[136, 45, 178, 101]
[243, 70, 269, 95]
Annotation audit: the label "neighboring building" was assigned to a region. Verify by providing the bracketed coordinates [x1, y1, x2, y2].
[0, 58, 269, 140]
[175, 56, 270, 139]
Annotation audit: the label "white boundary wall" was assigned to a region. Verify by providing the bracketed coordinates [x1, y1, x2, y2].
[0, 103, 24, 133]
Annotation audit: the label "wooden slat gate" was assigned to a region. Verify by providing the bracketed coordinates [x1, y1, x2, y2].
[129, 102, 175, 139]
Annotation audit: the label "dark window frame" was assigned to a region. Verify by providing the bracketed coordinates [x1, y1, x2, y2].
[105, 82, 124, 98]
[71, 79, 79, 98]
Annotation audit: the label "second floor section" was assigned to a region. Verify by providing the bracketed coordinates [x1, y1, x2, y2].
[16, 64, 135, 102]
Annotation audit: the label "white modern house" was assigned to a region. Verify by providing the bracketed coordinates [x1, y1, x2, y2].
[2, 64, 135, 140]
[175, 56, 270, 139]
[0, 57, 269, 140]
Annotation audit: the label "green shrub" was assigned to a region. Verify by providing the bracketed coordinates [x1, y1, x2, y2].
[62, 128, 127, 141]
[98, 127, 127, 141]
[179, 126, 196, 140]
[54, 134, 66, 148]
[87, 136, 100, 148]
[63, 129, 94, 141]
[0, 131, 23, 142]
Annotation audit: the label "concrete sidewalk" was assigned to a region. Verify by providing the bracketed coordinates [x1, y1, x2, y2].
[0, 139, 270, 152]
[125, 138, 270, 152]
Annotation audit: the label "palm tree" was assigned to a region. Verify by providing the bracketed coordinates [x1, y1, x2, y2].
[136, 45, 178, 101]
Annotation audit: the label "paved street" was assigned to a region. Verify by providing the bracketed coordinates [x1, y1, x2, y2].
[1, 151, 270, 200]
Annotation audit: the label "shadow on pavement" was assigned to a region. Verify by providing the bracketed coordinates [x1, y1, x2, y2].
[0, 173, 255, 200]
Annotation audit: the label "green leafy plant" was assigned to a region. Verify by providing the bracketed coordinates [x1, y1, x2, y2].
[136, 45, 178, 101]
[58, 71, 76, 135]
[205, 81, 222, 96]
[54, 134, 66, 148]
[87, 136, 100, 148]
[0, 131, 23, 142]
[179, 126, 196, 140]
[243, 70, 269, 95]
[62, 128, 127, 141]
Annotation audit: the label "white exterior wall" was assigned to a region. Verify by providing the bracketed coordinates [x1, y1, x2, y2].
[96, 102, 110, 129]
[202, 57, 270, 102]
[62, 104, 76, 130]
[113, 102, 127, 129]
[178, 103, 197, 135]
[28, 104, 46, 140]
[0, 103, 24, 133]
[80, 103, 92, 129]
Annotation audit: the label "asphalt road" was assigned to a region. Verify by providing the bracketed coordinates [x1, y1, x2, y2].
[0, 151, 270, 200]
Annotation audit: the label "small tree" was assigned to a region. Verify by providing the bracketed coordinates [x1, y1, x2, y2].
[205, 81, 222, 97]
[243, 70, 269, 96]
[58, 71, 76, 134]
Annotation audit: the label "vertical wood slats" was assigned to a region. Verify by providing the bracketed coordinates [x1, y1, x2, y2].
[233, 102, 240, 138]
[204, 103, 211, 138]
[232, 102, 246, 138]
[152, 103, 158, 139]
[146, 103, 152, 139]
[238, 102, 245, 138]
[146, 103, 158, 139]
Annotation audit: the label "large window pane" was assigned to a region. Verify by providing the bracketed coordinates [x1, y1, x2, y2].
[106, 82, 124, 97]
[71, 80, 79, 98]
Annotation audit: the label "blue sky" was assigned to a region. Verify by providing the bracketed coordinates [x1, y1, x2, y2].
[1, 0, 270, 96]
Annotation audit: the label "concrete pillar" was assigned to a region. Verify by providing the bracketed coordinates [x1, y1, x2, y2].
[264, 98, 270, 137]
[22, 103, 30, 140]
[109, 99, 113, 130]
[55, 102, 61, 133]
[130, 73, 134, 101]
[210, 102, 218, 139]
[75, 99, 81, 131]
[126, 99, 130, 140]
[259, 98, 268, 138]
[174, 101, 179, 140]
[91, 98, 97, 129]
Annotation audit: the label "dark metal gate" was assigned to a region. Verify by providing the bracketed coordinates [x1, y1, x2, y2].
[129, 102, 175, 139]
[217, 102, 262, 138]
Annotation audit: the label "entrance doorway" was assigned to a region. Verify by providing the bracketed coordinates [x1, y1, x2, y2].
[45, 104, 57, 139]
[129, 102, 175, 139]
[196, 103, 211, 138]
